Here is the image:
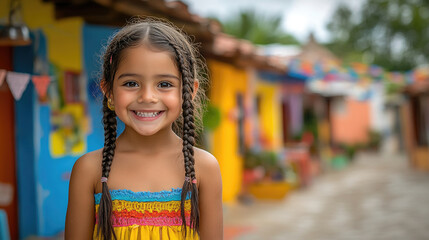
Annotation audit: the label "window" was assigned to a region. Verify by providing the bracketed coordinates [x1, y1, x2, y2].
[64, 71, 81, 103]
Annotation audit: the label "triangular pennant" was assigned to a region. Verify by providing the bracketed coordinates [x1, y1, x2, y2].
[0, 69, 6, 87]
[32, 75, 51, 98]
[6, 72, 31, 100]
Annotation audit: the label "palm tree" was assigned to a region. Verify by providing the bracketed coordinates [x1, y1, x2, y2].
[221, 9, 299, 45]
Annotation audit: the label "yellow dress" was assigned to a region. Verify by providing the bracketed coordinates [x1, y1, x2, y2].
[93, 188, 199, 239]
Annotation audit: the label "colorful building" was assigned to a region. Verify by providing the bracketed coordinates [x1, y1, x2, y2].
[204, 32, 288, 201]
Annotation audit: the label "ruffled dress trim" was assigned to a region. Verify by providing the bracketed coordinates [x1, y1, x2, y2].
[93, 188, 198, 240]
[94, 188, 191, 204]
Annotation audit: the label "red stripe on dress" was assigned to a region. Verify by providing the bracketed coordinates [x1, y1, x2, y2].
[95, 209, 192, 227]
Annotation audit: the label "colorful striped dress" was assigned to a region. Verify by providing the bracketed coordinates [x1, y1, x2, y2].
[93, 188, 199, 239]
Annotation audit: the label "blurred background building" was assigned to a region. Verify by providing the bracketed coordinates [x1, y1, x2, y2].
[0, 0, 428, 239]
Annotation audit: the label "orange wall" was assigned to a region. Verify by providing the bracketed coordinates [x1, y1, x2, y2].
[331, 98, 370, 144]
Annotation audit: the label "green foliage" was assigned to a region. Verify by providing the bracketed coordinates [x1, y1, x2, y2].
[326, 0, 429, 71]
[243, 149, 283, 174]
[221, 9, 299, 45]
[385, 82, 405, 95]
[339, 144, 359, 160]
[243, 149, 261, 169]
[202, 103, 221, 131]
[336, 129, 382, 161]
[303, 108, 318, 140]
[367, 129, 382, 150]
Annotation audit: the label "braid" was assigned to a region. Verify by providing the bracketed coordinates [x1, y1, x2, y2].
[169, 42, 200, 237]
[96, 97, 118, 240]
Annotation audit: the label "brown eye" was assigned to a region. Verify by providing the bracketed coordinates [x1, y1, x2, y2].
[123, 81, 139, 87]
[158, 82, 173, 88]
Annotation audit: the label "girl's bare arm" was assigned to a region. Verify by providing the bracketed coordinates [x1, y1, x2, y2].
[196, 148, 223, 239]
[65, 152, 99, 239]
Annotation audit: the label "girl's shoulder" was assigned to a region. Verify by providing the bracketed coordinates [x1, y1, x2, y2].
[192, 147, 221, 187]
[70, 149, 103, 193]
[193, 147, 218, 168]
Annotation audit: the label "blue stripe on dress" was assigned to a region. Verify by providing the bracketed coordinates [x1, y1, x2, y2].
[94, 188, 191, 204]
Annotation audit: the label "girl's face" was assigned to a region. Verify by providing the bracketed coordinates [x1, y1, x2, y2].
[110, 45, 182, 136]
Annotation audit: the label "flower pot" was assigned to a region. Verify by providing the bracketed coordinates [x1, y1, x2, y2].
[248, 182, 292, 200]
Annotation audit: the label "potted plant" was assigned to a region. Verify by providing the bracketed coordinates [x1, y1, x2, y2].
[243, 149, 293, 200]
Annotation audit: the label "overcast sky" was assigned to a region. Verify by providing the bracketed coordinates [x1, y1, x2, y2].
[182, 0, 364, 43]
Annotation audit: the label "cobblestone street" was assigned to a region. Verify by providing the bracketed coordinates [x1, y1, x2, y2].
[224, 152, 429, 240]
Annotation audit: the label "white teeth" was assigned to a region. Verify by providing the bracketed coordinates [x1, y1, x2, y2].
[135, 111, 160, 117]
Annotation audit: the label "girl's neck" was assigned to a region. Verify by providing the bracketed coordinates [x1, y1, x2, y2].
[115, 126, 182, 155]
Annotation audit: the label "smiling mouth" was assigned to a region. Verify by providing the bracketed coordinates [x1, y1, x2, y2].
[132, 110, 164, 118]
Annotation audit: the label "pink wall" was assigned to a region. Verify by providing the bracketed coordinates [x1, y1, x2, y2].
[331, 98, 370, 144]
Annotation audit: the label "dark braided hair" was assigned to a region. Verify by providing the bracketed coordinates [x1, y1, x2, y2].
[168, 41, 200, 236]
[97, 97, 117, 240]
[96, 18, 208, 239]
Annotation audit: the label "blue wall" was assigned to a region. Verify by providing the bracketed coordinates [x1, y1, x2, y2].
[14, 33, 38, 239]
[83, 24, 124, 151]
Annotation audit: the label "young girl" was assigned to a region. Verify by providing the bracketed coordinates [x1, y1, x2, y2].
[65, 19, 223, 240]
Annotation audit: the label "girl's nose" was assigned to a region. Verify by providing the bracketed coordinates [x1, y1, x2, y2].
[137, 87, 158, 103]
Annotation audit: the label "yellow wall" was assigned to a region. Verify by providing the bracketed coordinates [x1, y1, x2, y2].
[208, 60, 248, 202]
[1, 0, 83, 72]
[256, 81, 283, 150]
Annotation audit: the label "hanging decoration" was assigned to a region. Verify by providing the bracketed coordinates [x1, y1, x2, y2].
[1, 69, 52, 100]
[6, 71, 31, 100]
[287, 58, 429, 86]
[32, 75, 51, 99]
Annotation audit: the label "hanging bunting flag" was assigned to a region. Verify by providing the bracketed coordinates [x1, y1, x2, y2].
[391, 72, 405, 84]
[301, 61, 314, 75]
[369, 65, 383, 78]
[6, 72, 31, 100]
[32, 75, 51, 98]
[289, 58, 301, 75]
[289, 55, 428, 89]
[404, 71, 415, 84]
[313, 62, 324, 79]
[351, 62, 368, 75]
[414, 67, 429, 82]
[0, 69, 6, 87]
[383, 72, 392, 82]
